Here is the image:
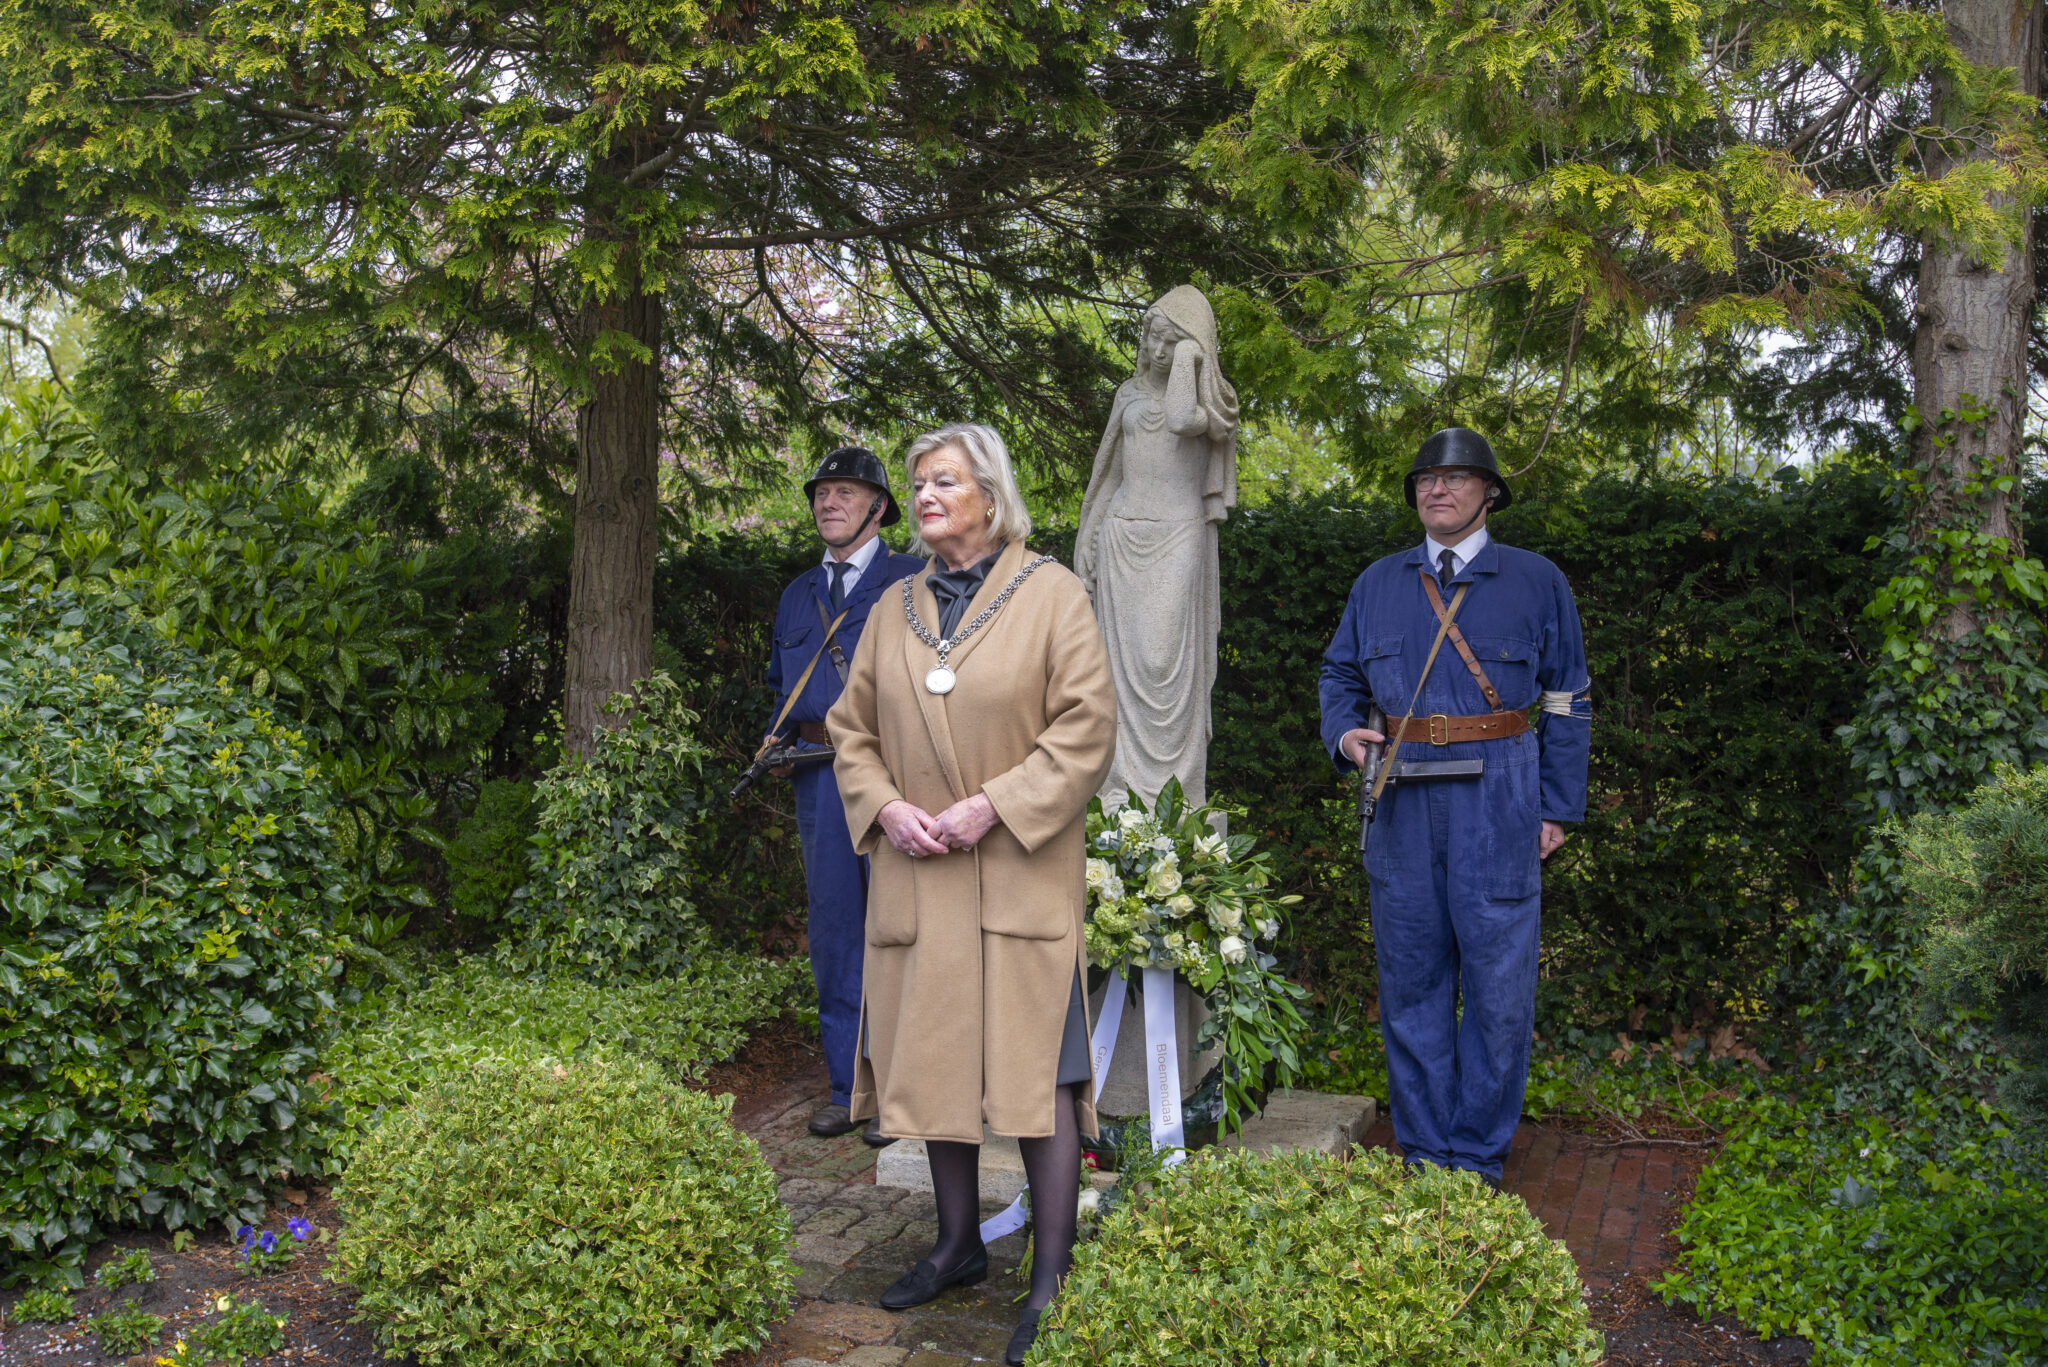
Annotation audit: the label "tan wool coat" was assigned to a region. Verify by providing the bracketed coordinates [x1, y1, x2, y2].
[827, 540, 1117, 1143]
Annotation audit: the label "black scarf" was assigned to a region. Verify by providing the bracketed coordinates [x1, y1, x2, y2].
[928, 546, 1004, 638]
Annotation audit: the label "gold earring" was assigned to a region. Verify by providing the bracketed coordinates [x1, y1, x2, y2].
[985, 507, 993, 520]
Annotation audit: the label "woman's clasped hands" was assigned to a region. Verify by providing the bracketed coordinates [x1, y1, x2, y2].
[877, 794, 999, 857]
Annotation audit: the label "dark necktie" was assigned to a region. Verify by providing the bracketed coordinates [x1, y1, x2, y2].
[829, 560, 852, 611]
[1437, 547, 1457, 592]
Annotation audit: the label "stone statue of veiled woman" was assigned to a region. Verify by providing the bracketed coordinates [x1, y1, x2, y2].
[1076, 285, 1238, 810]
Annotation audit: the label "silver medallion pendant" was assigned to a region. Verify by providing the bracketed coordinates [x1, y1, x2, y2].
[925, 665, 957, 695]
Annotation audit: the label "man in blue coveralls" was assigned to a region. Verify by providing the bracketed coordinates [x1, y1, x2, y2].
[766, 446, 924, 1145]
[1319, 427, 1591, 1185]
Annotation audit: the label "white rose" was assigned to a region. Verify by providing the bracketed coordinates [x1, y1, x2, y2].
[1209, 899, 1244, 933]
[1077, 1188, 1101, 1215]
[1116, 804, 1147, 829]
[1218, 935, 1247, 964]
[1167, 893, 1196, 919]
[1085, 858, 1111, 889]
[1150, 834, 1175, 853]
[1146, 861, 1183, 897]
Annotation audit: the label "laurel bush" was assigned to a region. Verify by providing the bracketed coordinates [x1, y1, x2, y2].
[333, 1056, 792, 1366]
[1034, 1147, 1600, 1366]
[0, 589, 347, 1286]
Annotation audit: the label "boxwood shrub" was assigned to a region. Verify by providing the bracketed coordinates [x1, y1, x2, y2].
[1035, 1147, 1601, 1366]
[333, 1055, 792, 1366]
[0, 590, 347, 1286]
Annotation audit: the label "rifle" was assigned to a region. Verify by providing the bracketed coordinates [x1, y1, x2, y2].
[729, 741, 836, 802]
[1356, 703, 1484, 854]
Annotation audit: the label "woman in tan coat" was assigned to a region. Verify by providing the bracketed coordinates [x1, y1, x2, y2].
[827, 422, 1115, 1364]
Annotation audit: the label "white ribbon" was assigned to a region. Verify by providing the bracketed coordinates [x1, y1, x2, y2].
[1140, 966, 1186, 1166]
[979, 965, 1187, 1242]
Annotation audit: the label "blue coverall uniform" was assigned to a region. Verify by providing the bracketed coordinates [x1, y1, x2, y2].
[1319, 538, 1591, 1178]
[767, 546, 925, 1109]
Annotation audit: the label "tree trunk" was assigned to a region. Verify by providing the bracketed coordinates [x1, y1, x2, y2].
[563, 267, 664, 756]
[1910, 0, 2041, 641]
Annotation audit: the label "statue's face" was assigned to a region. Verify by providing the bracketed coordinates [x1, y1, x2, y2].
[1141, 312, 1186, 375]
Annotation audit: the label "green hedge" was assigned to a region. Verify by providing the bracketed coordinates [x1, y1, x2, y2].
[0, 590, 347, 1285]
[1035, 1147, 1599, 1365]
[646, 470, 1887, 1021]
[333, 1056, 793, 1366]
[321, 951, 811, 1156]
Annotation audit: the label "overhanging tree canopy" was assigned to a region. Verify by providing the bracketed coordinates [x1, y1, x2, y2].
[0, 0, 1233, 748]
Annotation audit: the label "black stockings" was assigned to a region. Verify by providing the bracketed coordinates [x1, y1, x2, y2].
[1017, 1082, 1084, 1309]
[921, 1084, 1085, 1312]
[923, 1138, 984, 1273]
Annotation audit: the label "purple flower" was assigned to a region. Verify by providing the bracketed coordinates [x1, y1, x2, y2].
[287, 1217, 312, 1241]
[258, 1231, 277, 1253]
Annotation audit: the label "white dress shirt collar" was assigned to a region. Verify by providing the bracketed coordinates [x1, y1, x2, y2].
[822, 532, 884, 593]
[1424, 525, 1491, 579]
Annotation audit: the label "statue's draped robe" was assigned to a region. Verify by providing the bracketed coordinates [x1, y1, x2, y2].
[1076, 285, 1238, 808]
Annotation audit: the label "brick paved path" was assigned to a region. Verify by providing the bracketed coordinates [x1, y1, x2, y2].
[731, 1056, 1698, 1364]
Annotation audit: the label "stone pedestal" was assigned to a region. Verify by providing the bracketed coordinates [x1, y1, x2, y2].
[1089, 972, 1219, 1117]
[1216, 1090, 1377, 1158]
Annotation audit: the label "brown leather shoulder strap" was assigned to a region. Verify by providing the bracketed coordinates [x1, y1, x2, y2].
[1419, 567, 1504, 710]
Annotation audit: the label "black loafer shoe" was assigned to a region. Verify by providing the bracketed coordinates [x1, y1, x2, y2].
[808, 1103, 859, 1138]
[879, 1247, 988, 1311]
[1005, 1307, 1044, 1365]
[860, 1117, 894, 1148]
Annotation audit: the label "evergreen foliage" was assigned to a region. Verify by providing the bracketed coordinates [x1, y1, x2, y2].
[0, 592, 346, 1287]
[1900, 766, 2048, 1125]
[1193, 0, 2048, 475]
[0, 405, 489, 938]
[333, 1056, 792, 1367]
[1036, 1147, 1600, 1365]
[499, 674, 712, 978]
[444, 780, 538, 931]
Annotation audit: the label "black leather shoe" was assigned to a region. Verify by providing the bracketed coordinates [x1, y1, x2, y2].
[860, 1117, 894, 1148]
[808, 1103, 859, 1138]
[1004, 1307, 1044, 1365]
[878, 1247, 988, 1311]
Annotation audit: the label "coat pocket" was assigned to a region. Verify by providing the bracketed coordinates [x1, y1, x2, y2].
[1360, 634, 1406, 707]
[1462, 635, 1539, 709]
[976, 837, 1075, 941]
[866, 853, 918, 947]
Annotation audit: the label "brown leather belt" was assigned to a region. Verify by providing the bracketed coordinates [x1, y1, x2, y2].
[1389, 711, 1528, 746]
[797, 721, 832, 747]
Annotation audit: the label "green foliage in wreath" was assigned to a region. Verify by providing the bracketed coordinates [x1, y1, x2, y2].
[0, 590, 348, 1286]
[1034, 1147, 1600, 1366]
[333, 1055, 793, 1367]
[500, 674, 710, 979]
[1083, 779, 1310, 1132]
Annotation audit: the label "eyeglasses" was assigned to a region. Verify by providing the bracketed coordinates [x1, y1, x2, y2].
[1413, 471, 1482, 493]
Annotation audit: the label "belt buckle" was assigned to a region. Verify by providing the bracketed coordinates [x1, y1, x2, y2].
[1427, 713, 1450, 746]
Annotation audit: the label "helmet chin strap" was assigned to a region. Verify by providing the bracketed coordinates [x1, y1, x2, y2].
[823, 493, 885, 552]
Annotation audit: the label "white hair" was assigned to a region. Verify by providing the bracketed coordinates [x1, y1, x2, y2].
[902, 422, 1034, 554]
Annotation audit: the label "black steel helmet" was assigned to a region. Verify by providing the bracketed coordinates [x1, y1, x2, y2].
[803, 445, 900, 527]
[1404, 427, 1511, 511]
